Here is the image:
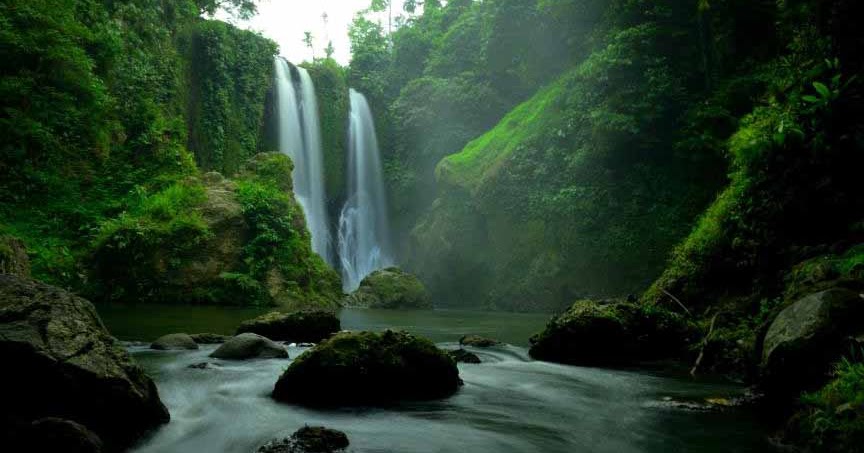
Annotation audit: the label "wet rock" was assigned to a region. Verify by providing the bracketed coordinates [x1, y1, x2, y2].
[257, 426, 349, 453]
[528, 299, 694, 366]
[187, 362, 219, 370]
[0, 275, 169, 452]
[342, 267, 432, 309]
[459, 335, 500, 348]
[24, 417, 104, 453]
[0, 235, 30, 278]
[150, 333, 199, 350]
[272, 330, 460, 406]
[190, 333, 228, 344]
[210, 333, 288, 360]
[448, 348, 481, 364]
[761, 288, 864, 395]
[237, 310, 340, 343]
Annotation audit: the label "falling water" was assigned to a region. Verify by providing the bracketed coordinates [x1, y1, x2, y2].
[274, 57, 332, 264]
[337, 89, 394, 291]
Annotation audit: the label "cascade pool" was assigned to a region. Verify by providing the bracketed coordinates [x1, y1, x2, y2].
[100, 307, 773, 452]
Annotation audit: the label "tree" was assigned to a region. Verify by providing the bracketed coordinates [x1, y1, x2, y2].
[370, 0, 393, 36]
[197, 0, 258, 20]
[303, 31, 316, 60]
[325, 41, 336, 59]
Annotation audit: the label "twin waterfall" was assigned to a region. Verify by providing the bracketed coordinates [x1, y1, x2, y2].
[274, 58, 392, 291]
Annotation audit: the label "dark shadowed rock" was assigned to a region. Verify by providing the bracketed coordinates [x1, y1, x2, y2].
[257, 426, 349, 453]
[150, 333, 199, 350]
[190, 332, 228, 344]
[24, 417, 104, 453]
[528, 299, 694, 366]
[761, 288, 864, 396]
[459, 335, 500, 347]
[343, 267, 432, 309]
[272, 330, 460, 406]
[448, 348, 481, 364]
[0, 275, 169, 452]
[237, 310, 340, 343]
[210, 333, 288, 360]
[0, 235, 30, 278]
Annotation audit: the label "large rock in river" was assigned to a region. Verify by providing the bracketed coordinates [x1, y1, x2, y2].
[0, 275, 169, 452]
[761, 288, 864, 395]
[343, 267, 432, 309]
[257, 426, 349, 453]
[236, 310, 340, 343]
[150, 333, 199, 350]
[272, 330, 460, 406]
[529, 299, 694, 366]
[210, 333, 288, 360]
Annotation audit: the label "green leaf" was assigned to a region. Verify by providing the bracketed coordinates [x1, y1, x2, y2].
[802, 95, 821, 104]
[813, 82, 831, 98]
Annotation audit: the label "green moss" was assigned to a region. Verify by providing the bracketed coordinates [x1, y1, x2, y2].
[303, 59, 349, 207]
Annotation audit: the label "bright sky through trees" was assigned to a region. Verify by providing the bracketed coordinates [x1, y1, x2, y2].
[218, 0, 408, 65]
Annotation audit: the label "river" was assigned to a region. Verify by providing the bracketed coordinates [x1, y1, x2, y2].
[97, 305, 773, 452]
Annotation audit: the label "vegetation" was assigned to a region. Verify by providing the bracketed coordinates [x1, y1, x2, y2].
[797, 358, 864, 452]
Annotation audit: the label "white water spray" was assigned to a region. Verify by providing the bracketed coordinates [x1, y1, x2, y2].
[274, 57, 332, 264]
[337, 89, 394, 291]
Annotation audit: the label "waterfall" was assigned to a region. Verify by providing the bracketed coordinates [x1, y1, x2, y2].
[337, 89, 394, 291]
[274, 57, 332, 264]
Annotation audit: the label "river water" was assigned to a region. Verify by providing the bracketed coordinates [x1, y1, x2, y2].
[98, 306, 773, 453]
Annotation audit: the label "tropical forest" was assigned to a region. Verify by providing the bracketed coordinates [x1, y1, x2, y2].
[1, 0, 862, 451]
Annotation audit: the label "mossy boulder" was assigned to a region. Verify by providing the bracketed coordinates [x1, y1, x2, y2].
[150, 333, 199, 351]
[448, 348, 481, 364]
[24, 418, 105, 453]
[257, 426, 349, 453]
[761, 288, 864, 396]
[210, 333, 288, 360]
[0, 235, 30, 278]
[459, 335, 500, 347]
[272, 330, 461, 406]
[343, 267, 432, 309]
[528, 299, 694, 366]
[0, 275, 168, 452]
[236, 310, 340, 343]
[190, 333, 228, 344]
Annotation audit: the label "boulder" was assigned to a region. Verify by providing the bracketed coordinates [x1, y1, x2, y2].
[761, 288, 864, 395]
[237, 310, 340, 343]
[343, 267, 432, 309]
[24, 417, 104, 453]
[150, 333, 199, 350]
[449, 348, 481, 364]
[459, 335, 500, 347]
[190, 332, 229, 344]
[0, 235, 30, 278]
[272, 330, 461, 406]
[0, 275, 169, 452]
[210, 333, 288, 360]
[257, 426, 349, 453]
[528, 299, 693, 366]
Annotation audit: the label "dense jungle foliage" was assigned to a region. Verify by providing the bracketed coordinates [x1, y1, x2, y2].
[0, 0, 339, 306]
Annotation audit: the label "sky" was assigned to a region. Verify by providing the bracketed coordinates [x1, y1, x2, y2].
[218, 0, 408, 66]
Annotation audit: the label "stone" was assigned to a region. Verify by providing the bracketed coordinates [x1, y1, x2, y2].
[150, 333, 199, 350]
[237, 310, 340, 343]
[210, 333, 288, 360]
[0, 275, 169, 452]
[459, 335, 500, 347]
[257, 426, 349, 453]
[190, 332, 228, 344]
[272, 330, 460, 406]
[761, 288, 864, 395]
[448, 348, 481, 364]
[343, 267, 432, 309]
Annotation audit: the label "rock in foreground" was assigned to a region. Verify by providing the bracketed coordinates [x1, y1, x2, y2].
[761, 288, 864, 396]
[0, 275, 169, 452]
[210, 333, 288, 360]
[273, 330, 460, 406]
[26, 417, 105, 453]
[529, 299, 693, 366]
[257, 426, 349, 453]
[343, 267, 432, 309]
[237, 310, 340, 343]
[150, 333, 199, 350]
